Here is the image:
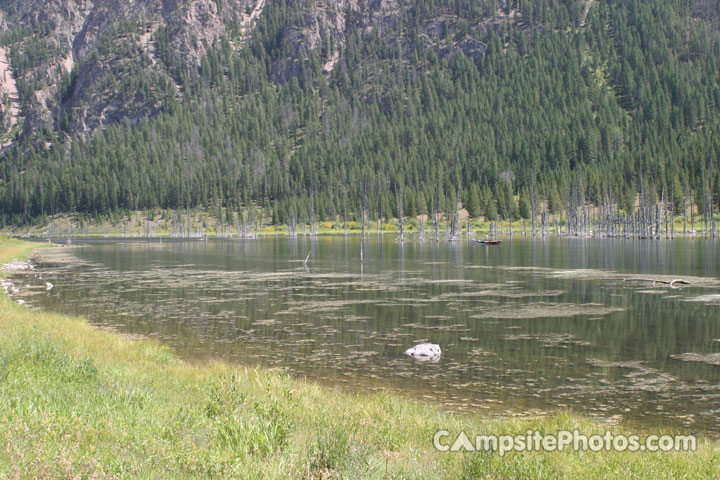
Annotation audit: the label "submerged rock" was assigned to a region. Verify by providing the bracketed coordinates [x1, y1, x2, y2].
[404, 343, 441, 360]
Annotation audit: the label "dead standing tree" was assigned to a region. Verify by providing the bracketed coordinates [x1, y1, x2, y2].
[434, 194, 440, 241]
[712, 160, 718, 237]
[396, 183, 405, 243]
[288, 200, 298, 238]
[529, 175, 537, 237]
[339, 182, 349, 236]
[416, 190, 427, 242]
[360, 173, 370, 263]
[448, 182, 461, 242]
[702, 173, 715, 237]
[378, 173, 389, 236]
[498, 170, 515, 236]
[309, 188, 317, 237]
[562, 182, 577, 237]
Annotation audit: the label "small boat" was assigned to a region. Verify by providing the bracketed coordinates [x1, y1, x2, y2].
[475, 239, 502, 245]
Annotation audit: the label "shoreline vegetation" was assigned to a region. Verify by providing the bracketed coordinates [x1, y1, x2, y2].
[3, 208, 719, 240]
[1, 237, 719, 478]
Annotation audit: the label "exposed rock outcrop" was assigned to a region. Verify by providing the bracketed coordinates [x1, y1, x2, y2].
[0, 0, 537, 142]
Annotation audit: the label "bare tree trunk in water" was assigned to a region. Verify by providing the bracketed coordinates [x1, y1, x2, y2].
[448, 201, 460, 241]
[343, 200, 348, 236]
[530, 180, 537, 236]
[683, 189, 687, 234]
[309, 188, 317, 237]
[704, 179, 711, 237]
[433, 187, 440, 242]
[670, 189, 674, 239]
[360, 214, 365, 263]
[690, 190, 695, 235]
[397, 187, 405, 243]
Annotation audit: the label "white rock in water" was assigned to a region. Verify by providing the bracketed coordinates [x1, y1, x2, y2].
[45, 282, 54, 291]
[404, 343, 442, 360]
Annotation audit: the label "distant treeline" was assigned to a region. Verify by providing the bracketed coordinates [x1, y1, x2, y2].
[1, 0, 719, 228]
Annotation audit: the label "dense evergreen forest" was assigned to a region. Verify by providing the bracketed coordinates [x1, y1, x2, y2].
[1, 0, 719, 232]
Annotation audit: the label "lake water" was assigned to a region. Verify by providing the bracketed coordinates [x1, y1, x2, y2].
[14, 236, 720, 434]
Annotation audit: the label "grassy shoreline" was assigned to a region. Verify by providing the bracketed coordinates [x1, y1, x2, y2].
[0, 237, 718, 478]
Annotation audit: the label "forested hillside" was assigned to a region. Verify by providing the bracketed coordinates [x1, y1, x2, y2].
[0, 0, 719, 229]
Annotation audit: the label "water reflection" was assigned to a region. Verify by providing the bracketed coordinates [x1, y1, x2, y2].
[14, 236, 720, 435]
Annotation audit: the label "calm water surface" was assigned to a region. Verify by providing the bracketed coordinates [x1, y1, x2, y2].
[15, 237, 720, 434]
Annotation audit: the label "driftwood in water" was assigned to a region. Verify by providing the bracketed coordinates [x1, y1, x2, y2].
[623, 278, 691, 288]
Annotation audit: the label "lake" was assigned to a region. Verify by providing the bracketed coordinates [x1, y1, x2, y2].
[14, 236, 720, 434]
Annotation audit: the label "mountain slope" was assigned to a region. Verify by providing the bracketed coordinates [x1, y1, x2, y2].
[0, 0, 268, 142]
[0, 0, 718, 227]
[0, 0, 529, 143]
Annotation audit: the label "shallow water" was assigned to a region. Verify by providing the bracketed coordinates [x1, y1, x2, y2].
[14, 236, 720, 434]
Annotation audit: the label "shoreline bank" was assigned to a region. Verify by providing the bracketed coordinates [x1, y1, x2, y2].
[1, 237, 719, 478]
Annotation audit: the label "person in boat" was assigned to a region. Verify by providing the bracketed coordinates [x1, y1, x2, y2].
[485, 234, 489, 242]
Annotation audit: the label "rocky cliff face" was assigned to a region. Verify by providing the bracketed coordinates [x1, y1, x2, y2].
[0, 0, 265, 145]
[0, 0, 586, 147]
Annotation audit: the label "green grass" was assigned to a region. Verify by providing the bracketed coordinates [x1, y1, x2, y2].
[0, 237, 718, 478]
